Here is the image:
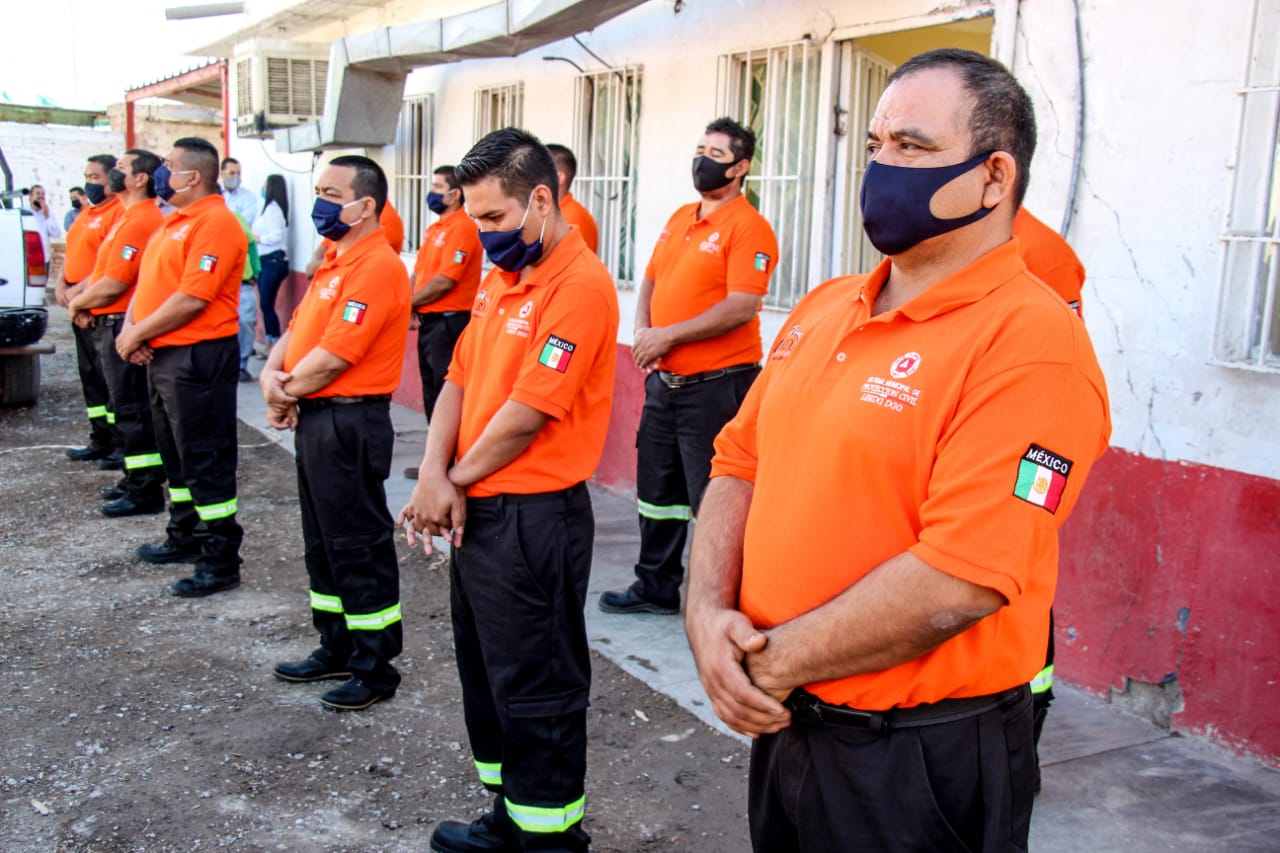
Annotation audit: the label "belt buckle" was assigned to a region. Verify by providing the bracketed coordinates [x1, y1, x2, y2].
[664, 372, 688, 389]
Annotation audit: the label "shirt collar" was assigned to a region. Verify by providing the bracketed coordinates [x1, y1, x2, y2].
[88, 195, 121, 215]
[323, 226, 387, 265]
[858, 239, 1029, 322]
[494, 227, 589, 295]
[691, 192, 750, 227]
[441, 206, 471, 227]
[170, 193, 225, 222]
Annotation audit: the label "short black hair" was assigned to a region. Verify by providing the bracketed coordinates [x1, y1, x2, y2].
[173, 137, 222, 192]
[86, 154, 118, 174]
[433, 164, 462, 200]
[328, 154, 388, 216]
[221, 157, 240, 169]
[888, 48, 1037, 206]
[704, 117, 755, 164]
[125, 148, 161, 199]
[69, 186, 85, 195]
[455, 127, 559, 208]
[545, 143, 577, 188]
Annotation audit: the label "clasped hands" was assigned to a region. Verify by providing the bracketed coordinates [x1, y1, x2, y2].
[260, 369, 298, 430]
[397, 468, 465, 557]
[688, 605, 794, 737]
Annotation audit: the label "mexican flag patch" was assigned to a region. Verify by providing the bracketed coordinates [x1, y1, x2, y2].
[121, 245, 138, 261]
[453, 250, 467, 264]
[754, 252, 770, 272]
[198, 254, 218, 272]
[538, 335, 576, 373]
[342, 300, 367, 324]
[1013, 444, 1073, 513]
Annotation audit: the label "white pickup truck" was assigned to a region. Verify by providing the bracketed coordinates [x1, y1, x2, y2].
[0, 186, 52, 405]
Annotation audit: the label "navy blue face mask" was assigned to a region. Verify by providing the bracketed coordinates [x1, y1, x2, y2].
[83, 182, 107, 205]
[859, 151, 996, 256]
[311, 196, 368, 241]
[426, 191, 449, 216]
[151, 164, 195, 204]
[479, 192, 546, 272]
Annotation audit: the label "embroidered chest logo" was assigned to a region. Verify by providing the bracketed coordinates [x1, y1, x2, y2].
[538, 335, 576, 373]
[473, 289, 490, 318]
[342, 300, 367, 325]
[890, 352, 922, 379]
[518, 300, 534, 318]
[1013, 444, 1073, 514]
[434, 232, 447, 248]
[170, 223, 191, 242]
[656, 226, 671, 245]
[121, 245, 139, 261]
[453, 249, 467, 264]
[197, 254, 218, 273]
[318, 275, 341, 300]
[699, 230, 722, 255]
[770, 324, 803, 361]
[87, 215, 105, 231]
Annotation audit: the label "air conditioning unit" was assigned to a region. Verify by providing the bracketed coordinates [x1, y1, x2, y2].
[234, 39, 330, 139]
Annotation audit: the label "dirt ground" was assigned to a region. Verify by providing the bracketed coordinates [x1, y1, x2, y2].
[0, 317, 752, 852]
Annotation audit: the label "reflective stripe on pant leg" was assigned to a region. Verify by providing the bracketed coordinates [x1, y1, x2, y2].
[195, 498, 238, 521]
[637, 499, 691, 522]
[474, 760, 502, 787]
[344, 603, 402, 631]
[169, 487, 192, 504]
[310, 590, 344, 614]
[504, 795, 586, 834]
[125, 453, 164, 471]
[87, 405, 108, 420]
[106, 411, 116, 425]
[1029, 664, 1055, 695]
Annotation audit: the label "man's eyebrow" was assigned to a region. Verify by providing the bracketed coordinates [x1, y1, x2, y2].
[889, 126, 939, 147]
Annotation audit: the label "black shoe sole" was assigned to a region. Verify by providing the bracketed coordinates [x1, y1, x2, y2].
[102, 503, 165, 518]
[171, 578, 240, 598]
[598, 598, 679, 615]
[273, 668, 354, 684]
[320, 691, 394, 711]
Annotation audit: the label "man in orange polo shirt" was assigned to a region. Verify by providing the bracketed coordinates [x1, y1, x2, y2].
[409, 165, 481, 429]
[116, 136, 248, 598]
[56, 153, 125, 465]
[547, 144, 598, 253]
[399, 128, 618, 853]
[600, 116, 778, 616]
[67, 148, 166, 517]
[687, 50, 1111, 850]
[1016, 206, 1085, 316]
[303, 198, 406, 279]
[262, 155, 410, 712]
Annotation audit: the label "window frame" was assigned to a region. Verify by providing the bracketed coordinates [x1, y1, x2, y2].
[393, 94, 435, 254]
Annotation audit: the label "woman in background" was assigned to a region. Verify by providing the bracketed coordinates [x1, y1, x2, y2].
[253, 174, 290, 350]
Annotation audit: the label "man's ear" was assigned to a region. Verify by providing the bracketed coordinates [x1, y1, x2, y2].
[981, 151, 1017, 210]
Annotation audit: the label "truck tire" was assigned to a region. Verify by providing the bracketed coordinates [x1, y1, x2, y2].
[0, 353, 40, 406]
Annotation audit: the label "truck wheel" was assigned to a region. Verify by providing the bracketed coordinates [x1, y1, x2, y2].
[0, 353, 40, 406]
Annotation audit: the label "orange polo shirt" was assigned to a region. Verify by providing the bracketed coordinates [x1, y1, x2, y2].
[132, 194, 248, 348]
[645, 193, 778, 375]
[86, 200, 165, 316]
[285, 228, 410, 398]
[63, 195, 123, 284]
[380, 201, 405, 254]
[560, 192, 599, 254]
[712, 239, 1111, 710]
[1014, 207, 1085, 317]
[446, 228, 619, 498]
[412, 207, 483, 314]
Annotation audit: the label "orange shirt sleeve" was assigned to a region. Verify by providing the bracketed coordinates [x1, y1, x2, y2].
[436, 218, 480, 281]
[178, 219, 247, 302]
[320, 256, 408, 365]
[380, 204, 405, 254]
[910, 323, 1110, 603]
[99, 213, 159, 284]
[725, 213, 779, 295]
[508, 282, 616, 421]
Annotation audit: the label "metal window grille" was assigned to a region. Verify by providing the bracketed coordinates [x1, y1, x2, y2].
[573, 66, 643, 288]
[1213, 0, 1280, 371]
[474, 82, 524, 139]
[718, 41, 821, 309]
[837, 46, 895, 276]
[394, 95, 434, 253]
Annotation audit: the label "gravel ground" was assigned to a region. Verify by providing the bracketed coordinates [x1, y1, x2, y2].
[0, 314, 752, 852]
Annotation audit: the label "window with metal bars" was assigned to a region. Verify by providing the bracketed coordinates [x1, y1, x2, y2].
[1213, 0, 1280, 371]
[474, 83, 524, 139]
[573, 66, 642, 288]
[394, 95, 435, 254]
[718, 41, 821, 309]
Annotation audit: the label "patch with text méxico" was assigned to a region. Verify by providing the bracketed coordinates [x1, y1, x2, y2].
[1012, 444, 1074, 513]
[537, 335, 576, 373]
[341, 300, 367, 325]
[197, 254, 218, 273]
[121, 245, 139, 261]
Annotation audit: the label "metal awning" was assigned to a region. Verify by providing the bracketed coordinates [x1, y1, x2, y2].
[123, 61, 230, 153]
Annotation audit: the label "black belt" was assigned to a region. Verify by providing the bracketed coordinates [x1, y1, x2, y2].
[86, 313, 125, 327]
[467, 481, 588, 511]
[785, 686, 1026, 734]
[657, 362, 757, 389]
[298, 394, 391, 412]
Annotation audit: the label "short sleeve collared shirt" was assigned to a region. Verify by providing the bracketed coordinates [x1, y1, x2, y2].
[63, 195, 123, 284]
[131, 194, 248, 348]
[446, 229, 619, 498]
[560, 192, 599, 254]
[712, 239, 1111, 710]
[1013, 207, 1085, 316]
[645, 193, 778, 374]
[86, 200, 164, 315]
[285, 228, 410, 397]
[412, 207, 483, 314]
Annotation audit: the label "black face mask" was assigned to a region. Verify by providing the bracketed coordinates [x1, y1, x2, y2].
[71, 199, 82, 210]
[83, 183, 107, 205]
[108, 169, 128, 194]
[692, 155, 739, 193]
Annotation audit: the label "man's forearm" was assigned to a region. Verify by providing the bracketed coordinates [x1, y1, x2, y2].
[412, 274, 457, 308]
[128, 292, 207, 343]
[688, 475, 753, 613]
[421, 381, 464, 475]
[69, 277, 129, 311]
[663, 292, 761, 348]
[748, 552, 1006, 695]
[282, 347, 349, 398]
[634, 278, 655, 330]
[449, 400, 547, 487]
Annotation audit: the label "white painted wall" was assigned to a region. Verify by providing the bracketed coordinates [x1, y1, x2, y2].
[0, 123, 123, 224]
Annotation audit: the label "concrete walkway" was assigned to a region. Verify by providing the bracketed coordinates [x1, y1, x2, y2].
[236, 375, 1280, 851]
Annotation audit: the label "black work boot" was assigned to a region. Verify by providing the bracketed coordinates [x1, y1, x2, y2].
[274, 651, 352, 683]
[319, 677, 395, 711]
[136, 540, 201, 564]
[171, 571, 240, 598]
[430, 799, 517, 852]
[67, 443, 111, 462]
